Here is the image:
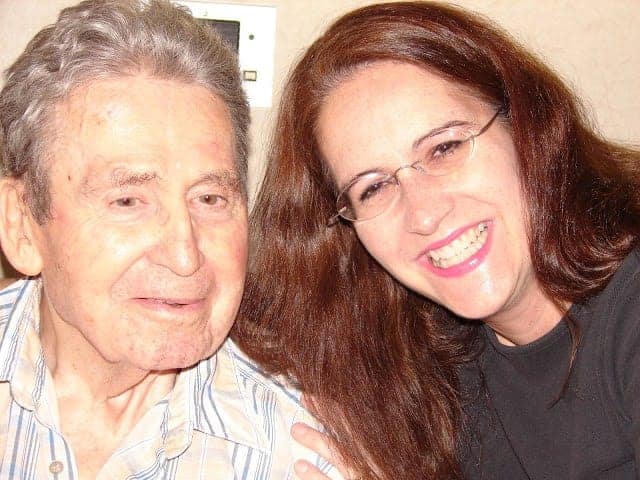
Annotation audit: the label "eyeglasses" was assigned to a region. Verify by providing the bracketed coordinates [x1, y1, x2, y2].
[328, 109, 502, 225]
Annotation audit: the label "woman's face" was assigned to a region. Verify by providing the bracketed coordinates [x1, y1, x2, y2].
[317, 61, 540, 322]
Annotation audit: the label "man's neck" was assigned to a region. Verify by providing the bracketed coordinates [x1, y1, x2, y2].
[53, 365, 177, 479]
[38, 301, 178, 479]
[39, 302, 177, 398]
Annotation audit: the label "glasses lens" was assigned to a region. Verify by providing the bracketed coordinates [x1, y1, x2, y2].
[333, 123, 484, 223]
[337, 172, 397, 221]
[417, 127, 474, 176]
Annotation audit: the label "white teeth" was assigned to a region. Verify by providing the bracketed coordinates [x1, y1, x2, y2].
[451, 237, 464, 251]
[428, 222, 488, 269]
[440, 245, 453, 259]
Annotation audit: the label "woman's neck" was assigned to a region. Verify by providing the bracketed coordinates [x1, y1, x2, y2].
[484, 279, 567, 346]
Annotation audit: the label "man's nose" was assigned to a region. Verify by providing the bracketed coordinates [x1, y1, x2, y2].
[396, 170, 453, 235]
[152, 204, 202, 277]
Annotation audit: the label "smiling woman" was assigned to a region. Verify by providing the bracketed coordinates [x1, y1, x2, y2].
[316, 65, 537, 325]
[232, 2, 640, 479]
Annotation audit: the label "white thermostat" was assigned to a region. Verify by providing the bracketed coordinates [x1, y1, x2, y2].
[174, 1, 277, 108]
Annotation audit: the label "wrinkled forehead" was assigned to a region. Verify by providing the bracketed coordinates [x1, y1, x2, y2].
[44, 76, 240, 190]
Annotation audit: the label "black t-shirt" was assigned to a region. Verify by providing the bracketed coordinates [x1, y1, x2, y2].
[461, 250, 640, 479]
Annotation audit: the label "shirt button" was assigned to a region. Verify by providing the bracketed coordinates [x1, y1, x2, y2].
[49, 461, 64, 474]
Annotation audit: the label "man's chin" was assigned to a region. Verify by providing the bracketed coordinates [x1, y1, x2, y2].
[142, 342, 219, 372]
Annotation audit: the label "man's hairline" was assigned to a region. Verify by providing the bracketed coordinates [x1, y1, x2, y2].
[14, 72, 247, 219]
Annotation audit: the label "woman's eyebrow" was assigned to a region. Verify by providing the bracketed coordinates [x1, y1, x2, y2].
[338, 168, 386, 192]
[412, 119, 471, 151]
[337, 119, 473, 191]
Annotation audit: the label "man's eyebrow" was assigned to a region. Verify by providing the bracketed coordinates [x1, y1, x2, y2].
[110, 168, 159, 188]
[196, 170, 243, 191]
[79, 167, 243, 196]
[78, 167, 158, 196]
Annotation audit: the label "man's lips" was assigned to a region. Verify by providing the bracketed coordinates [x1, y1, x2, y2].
[131, 297, 206, 310]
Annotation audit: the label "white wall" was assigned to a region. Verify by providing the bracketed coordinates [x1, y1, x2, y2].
[1, 0, 639, 276]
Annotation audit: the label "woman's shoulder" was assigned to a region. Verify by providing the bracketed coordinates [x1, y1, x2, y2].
[579, 249, 640, 418]
[580, 249, 640, 323]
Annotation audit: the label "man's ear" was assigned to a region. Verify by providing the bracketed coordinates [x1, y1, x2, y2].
[0, 178, 43, 276]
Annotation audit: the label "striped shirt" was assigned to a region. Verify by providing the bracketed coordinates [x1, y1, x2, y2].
[0, 279, 338, 479]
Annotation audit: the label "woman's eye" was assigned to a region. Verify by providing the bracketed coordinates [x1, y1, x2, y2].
[433, 140, 462, 157]
[359, 180, 393, 202]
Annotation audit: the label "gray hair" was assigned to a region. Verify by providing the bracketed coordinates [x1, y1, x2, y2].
[0, 0, 250, 223]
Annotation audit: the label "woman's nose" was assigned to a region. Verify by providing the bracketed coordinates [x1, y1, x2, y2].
[397, 170, 454, 235]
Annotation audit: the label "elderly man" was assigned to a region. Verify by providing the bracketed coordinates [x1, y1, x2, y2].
[0, 1, 336, 478]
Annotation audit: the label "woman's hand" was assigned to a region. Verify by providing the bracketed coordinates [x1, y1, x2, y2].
[291, 422, 360, 480]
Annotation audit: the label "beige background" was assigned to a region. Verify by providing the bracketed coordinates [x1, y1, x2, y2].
[1, 0, 639, 276]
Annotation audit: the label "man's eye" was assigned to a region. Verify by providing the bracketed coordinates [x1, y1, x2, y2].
[112, 197, 140, 208]
[199, 194, 228, 208]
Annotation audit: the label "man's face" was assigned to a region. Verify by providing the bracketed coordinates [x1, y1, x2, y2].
[30, 75, 248, 371]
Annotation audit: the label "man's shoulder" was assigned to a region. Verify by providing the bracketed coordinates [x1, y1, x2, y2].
[0, 278, 18, 291]
[187, 337, 306, 442]
[0, 278, 39, 386]
[215, 340, 340, 477]
[0, 279, 32, 333]
[221, 338, 303, 409]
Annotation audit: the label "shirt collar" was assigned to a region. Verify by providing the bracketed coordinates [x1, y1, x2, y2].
[0, 279, 270, 457]
[0, 279, 45, 411]
[160, 340, 271, 458]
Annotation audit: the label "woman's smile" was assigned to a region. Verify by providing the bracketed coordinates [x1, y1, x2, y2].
[418, 221, 491, 276]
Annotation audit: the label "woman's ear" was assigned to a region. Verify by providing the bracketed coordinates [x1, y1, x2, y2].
[0, 178, 43, 276]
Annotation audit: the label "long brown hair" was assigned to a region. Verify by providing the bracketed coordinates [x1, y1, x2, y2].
[232, 2, 640, 478]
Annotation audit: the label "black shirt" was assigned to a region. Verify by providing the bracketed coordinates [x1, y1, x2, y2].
[462, 250, 640, 479]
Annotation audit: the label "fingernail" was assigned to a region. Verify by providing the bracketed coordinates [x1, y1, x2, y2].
[294, 460, 309, 473]
[291, 422, 307, 437]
